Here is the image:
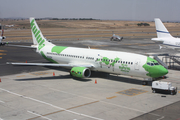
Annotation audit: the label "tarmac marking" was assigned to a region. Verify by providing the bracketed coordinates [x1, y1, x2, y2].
[41, 85, 163, 118]
[0, 57, 2, 59]
[30, 72, 50, 76]
[106, 96, 117, 99]
[157, 116, 165, 120]
[27, 111, 52, 120]
[117, 88, 148, 96]
[28, 101, 99, 120]
[0, 50, 7, 52]
[179, 91, 180, 93]
[0, 118, 3, 120]
[0, 100, 5, 103]
[0, 53, 6, 55]
[16, 75, 26, 77]
[0, 87, 104, 120]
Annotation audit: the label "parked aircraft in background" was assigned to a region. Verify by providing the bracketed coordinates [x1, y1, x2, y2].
[0, 28, 6, 45]
[110, 34, 123, 41]
[7, 18, 168, 84]
[5, 24, 14, 27]
[152, 18, 180, 50]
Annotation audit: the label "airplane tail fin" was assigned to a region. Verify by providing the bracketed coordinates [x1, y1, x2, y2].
[154, 18, 173, 38]
[29, 18, 53, 50]
[1, 29, 4, 37]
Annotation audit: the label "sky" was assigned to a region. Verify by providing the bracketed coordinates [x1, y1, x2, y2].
[0, 0, 180, 21]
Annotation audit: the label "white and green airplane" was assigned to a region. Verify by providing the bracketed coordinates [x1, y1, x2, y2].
[7, 18, 168, 80]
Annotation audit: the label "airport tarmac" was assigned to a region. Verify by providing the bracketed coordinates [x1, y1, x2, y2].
[0, 38, 180, 120]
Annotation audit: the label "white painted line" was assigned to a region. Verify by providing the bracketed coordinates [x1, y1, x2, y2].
[27, 111, 52, 120]
[0, 87, 103, 120]
[0, 100, 5, 103]
[157, 116, 164, 120]
[0, 118, 3, 120]
[43, 86, 164, 118]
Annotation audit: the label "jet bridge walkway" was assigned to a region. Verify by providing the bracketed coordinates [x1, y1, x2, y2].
[162, 55, 180, 70]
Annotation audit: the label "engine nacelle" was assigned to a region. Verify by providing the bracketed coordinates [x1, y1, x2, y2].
[2, 36, 6, 39]
[70, 67, 91, 78]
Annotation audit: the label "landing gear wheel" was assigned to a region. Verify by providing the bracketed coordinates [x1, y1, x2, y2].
[142, 81, 148, 85]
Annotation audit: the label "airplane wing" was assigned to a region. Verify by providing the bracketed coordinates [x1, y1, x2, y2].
[6, 44, 37, 49]
[6, 62, 94, 68]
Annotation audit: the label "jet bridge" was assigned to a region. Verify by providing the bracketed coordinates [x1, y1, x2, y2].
[162, 55, 180, 70]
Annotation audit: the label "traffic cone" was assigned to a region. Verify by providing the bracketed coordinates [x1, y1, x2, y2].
[53, 72, 55, 76]
[0, 78, 1, 82]
[95, 79, 97, 84]
[26, 61, 27, 63]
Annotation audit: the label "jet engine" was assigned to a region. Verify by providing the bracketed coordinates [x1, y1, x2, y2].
[2, 36, 6, 39]
[70, 67, 91, 78]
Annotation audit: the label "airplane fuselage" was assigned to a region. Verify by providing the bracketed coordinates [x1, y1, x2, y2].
[152, 37, 180, 49]
[40, 44, 158, 78]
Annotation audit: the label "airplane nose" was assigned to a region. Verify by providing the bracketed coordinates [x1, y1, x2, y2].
[159, 67, 168, 77]
[149, 66, 168, 78]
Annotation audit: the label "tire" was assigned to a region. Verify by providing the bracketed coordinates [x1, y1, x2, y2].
[152, 89, 156, 93]
[142, 81, 148, 85]
[170, 91, 173, 95]
[110, 37, 113, 41]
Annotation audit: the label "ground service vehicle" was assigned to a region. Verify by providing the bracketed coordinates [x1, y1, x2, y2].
[152, 81, 177, 95]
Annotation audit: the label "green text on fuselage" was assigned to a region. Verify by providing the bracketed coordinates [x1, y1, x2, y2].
[97, 57, 120, 67]
[119, 64, 130, 72]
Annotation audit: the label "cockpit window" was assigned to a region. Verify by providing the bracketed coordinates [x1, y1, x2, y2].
[154, 63, 159, 65]
[147, 62, 159, 66]
[147, 62, 151, 66]
[150, 63, 154, 66]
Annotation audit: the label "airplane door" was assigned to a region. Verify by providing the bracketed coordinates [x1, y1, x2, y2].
[134, 59, 140, 70]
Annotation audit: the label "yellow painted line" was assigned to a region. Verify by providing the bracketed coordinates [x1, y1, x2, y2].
[16, 75, 25, 77]
[106, 96, 117, 99]
[178, 91, 180, 93]
[0, 57, 2, 59]
[0, 53, 6, 55]
[28, 101, 99, 120]
[30, 72, 50, 76]
[0, 50, 7, 52]
[90, 47, 99, 49]
[138, 45, 148, 46]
